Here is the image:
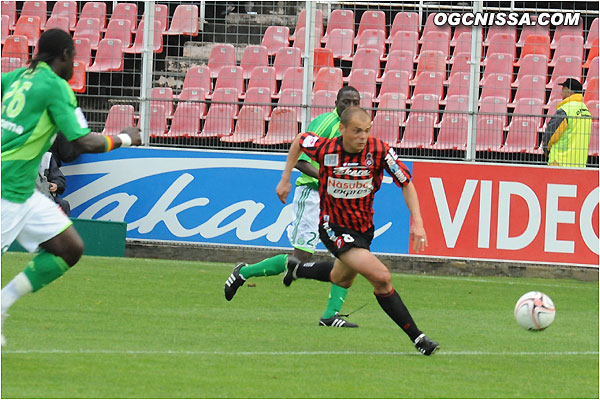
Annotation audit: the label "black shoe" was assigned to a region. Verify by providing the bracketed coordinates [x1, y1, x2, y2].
[224, 263, 247, 301]
[414, 333, 439, 356]
[282, 256, 300, 287]
[319, 313, 359, 328]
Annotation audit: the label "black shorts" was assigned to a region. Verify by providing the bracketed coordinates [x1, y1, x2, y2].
[318, 220, 374, 259]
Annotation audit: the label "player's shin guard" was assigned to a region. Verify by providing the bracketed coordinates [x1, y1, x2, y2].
[239, 254, 288, 279]
[375, 289, 421, 341]
[295, 260, 334, 282]
[22, 251, 70, 292]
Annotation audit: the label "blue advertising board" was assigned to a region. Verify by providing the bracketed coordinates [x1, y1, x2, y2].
[62, 147, 413, 254]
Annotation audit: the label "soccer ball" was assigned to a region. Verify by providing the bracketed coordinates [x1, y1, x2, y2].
[514, 291, 556, 331]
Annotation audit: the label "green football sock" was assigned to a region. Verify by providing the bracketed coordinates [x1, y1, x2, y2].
[239, 254, 288, 279]
[322, 284, 349, 319]
[23, 251, 70, 292]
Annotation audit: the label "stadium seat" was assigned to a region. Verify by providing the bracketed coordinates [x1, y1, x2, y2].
[418, 31, 450, 61]
[210, 88, 240, 115]
[143, 4, 168, 34]
[584, 37, 599, 68]
[102, 105, 135, 135]
[254, 107, 299, 145]
[484, 33, 517, 63]
[322, 9, 354, 43]
[151, 87, 174, 117]
[376, 70, 410, 102]
[104, 19, 132, 50]
[399, 114, 435, 148]
[359, 92, 374, 115]
[448, 52, 471, 80]
[481, 53, 514, 83]
[277, 89, 303, 122]
[182, 66, 212, 95]
[243, 87, 272, 120]
[21, 1, 47, 29]
[450, 25, 470, 47]
[388, 11, 419, 42]
[480, 73, 512, 103]
[503, 99, 544, 153]
[291, 27, 306, 52]
[111, 2, 137, 32]
[380, 50, 414, 81]
[355, 29, 386, 58]
[549, 35, 584, 67]
[409, 94, 440, 121]
[512, 97, 543, 119]
[146, 105, 168, 138]
[385, 31, 418, 61]
[1, 35, 29, 63]
[313, 67, 343, 93]
[548, 56, 582, 88]
[167, 102, 202, 138]
[241, 45, 269, 80]
[324, 28, 354, 60]
[208, 43, 236, 79]
[420, 13, 451, 43]
[278, 67, 304, 94]
[346, 48, 380, 80]
[13, 16, 41, 47]
[88, 39, 123, 72]
[124, 19, 163, 54]
[167, 4, 199, 36]
[1, 15, 9, 45]
[516, 35, 550, 65]
[585, 18, 599, 49]
[476, 96, 507, 152]
[377, 93, 407, 124]
[516, 17, 549, 47]
[290, 8, 324, 41]
[44, 16, 69, 32]
[50, 1, 77, 31]
[221, 106, 265, 143]
[67, 60, 85, 93]
[511, 75, 546, 105]
[178, 87, 206, 104]
[412, 71, 444, 100]
[583, 77, 599, 103]
[479, 96, 509, 125]
[414, 50, 446, 79]
[484, 26, 516, 46]
[246, 66, 277, 97]
[80, 2, 106, 30]
[371, 112, 400, 146]
[433, 115, 469, 150]
[213, 66, 244, 96]
[74, 17, 102, 50]
[262, 26, 289, 57]
[445, 72, 471, 100]
[1, 0, 16, 30]
[450, 32, 476, 61]
[1, 57, 24, 73]
[273, 47, 302, 80]
[311, 90, 337, 120]
[547, 80, 567, 103]
[584, 58, 599, 89]
[512, 54, 548, 86]
[348, 68, 377, 98]
[356, 10, 386, 43]
[445, 94, 469, 113]
[313, 48, 334, 74]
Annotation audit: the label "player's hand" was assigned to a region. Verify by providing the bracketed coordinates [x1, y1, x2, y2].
[120, 127, 142, 146]
[410, 223, 428, 253]
[276, 179, 291, 204]
[49, 183, 58, 193]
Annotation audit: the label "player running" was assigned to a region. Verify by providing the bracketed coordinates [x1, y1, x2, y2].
[275, 107, 439, 355]
[1, 29, 142, 345]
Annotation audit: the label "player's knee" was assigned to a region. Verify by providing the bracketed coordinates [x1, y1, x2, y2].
[65, 235, 84, 267]
[371, 268, 391, 287]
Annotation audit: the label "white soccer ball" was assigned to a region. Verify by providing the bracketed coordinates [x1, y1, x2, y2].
[514, 291, 556, 330]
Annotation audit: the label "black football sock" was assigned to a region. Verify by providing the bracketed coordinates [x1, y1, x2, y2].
[375, 289, 422, 341]
[295, 260, 334, 282]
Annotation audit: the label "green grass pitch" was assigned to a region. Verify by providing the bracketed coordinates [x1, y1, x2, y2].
[1, 252, 598, 398]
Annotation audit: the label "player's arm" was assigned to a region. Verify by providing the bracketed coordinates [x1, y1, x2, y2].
[295, 160, 318, 178]
[276, 133, 305, 203]
[72, 127, 142, 153]
[401, 182, 427, 253]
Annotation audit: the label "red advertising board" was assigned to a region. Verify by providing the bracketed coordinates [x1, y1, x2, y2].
[411, 162, 599, 266]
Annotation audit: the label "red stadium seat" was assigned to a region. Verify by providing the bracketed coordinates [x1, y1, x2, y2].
[503, 103, 544, 153]
[44, 16, 69, 32]
[151, 87, 174, 117]
[481, 53, 514, 83]
[355, 29, 386, 58]
[359, 92, 373, 115]
[412, 71, 444, 100]
[291, 27, 306, 52]
[1, 15, 9, 45]
[516, 16, 549, 47]
[277, 89, 303, 122]
[262, 26, 289, 56]
[584, 38, 599, 68]
[67, 60, 86, 93]
[420, 13, 451, 43]
[80, 2, 106, 30]
[21, 1, 47, 29]
[182, 66, 212, 95]
[356, 10, 386, 43]
[1, 35, 29, 63]
[583, 77, 599, 103]
[433, 115, 469, 150]
[104, 19, 132, 50]
[313, 48, 334, 74]
[512, 97, 543, 118]
[178, 87, 206, 104]
[246, 66, 277, 97]
[376, 70, 410, 102]
[445, 72, 471, 100]
[549, 35, 584, 67]
[313, 67, 343, 93]
[399, 113, 435, 148]
[102, 105, 135, 135]
[213, 66, 244, 96]
[167, 4, 199, 36]
[273, 46, 301, 80]
[377, 93, 407, 124]
[221, 106, 265, 143]
[348, 68, 377, 98]
[585, 18, 599, 49]
[74, 17, 102, 50]
[124, 19, 163, 54]
[290, 8, 323, 41]
[450, 25, 470, 47]
[323, 9, 354, 42]
[476, 96, 508, 151]
[388, 11, 418, 42]
[512, 54, 547, 86]
[111, 2, 137, 32]
[210, 88, 240, 114]
[409, 93, 440, 121]
[167, 102, 202, 138]
[371, 112, 400, 146]
[145, 4, 168, 33]
[479, 96, 509, 125]
[484, 33, 517, 63]
[1, 0, 16, 30]
[484, 26, 516, 46]
[584, 58, 599, 89]
[445, 94, 469, 113]
[1, 57, 24, 73]
[254, 107, 299, 145]
[414, 50, 445, 79]
[516, 35, 550, 65]
[385, 31, 418, 61]
[243, 87, 272, 120]
[241, 45, 269, 80]
[448, 52, 471, 80]
[548, 56, 582, 88]
[511, 75, 546, 105]
[278, 67, 304, 94]
[199, 105, 235, 139]
[418, 31, 450, 61]
[88, 39, 123, 72]
[51, 1, 77, 31]
[208, 44, 236, 79]
[346, 48, 380, 81]
[147, 105, 168, 138]
[325, 28, 354, 60]
[480, 73, 512, 103]
[311, 90, 337, 120]
[381, 50, 414, 81]
[13, 16, 41, 47]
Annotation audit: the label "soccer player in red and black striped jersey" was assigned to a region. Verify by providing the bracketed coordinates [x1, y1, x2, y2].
[276, 107, 439, 355]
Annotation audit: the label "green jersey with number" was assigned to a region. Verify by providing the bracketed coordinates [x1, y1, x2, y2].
[1, 62, 90, 203]
[295, 109, 340, 190]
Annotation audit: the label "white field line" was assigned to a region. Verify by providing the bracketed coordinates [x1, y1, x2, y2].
[1, 349, 598, 356]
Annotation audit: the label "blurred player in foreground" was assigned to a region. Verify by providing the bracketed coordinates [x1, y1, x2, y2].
[1, 29, 142, 345]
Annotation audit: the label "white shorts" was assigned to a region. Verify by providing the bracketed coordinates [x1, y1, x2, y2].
[287, 185, 320, 253]
[1, 191, 72, 253]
